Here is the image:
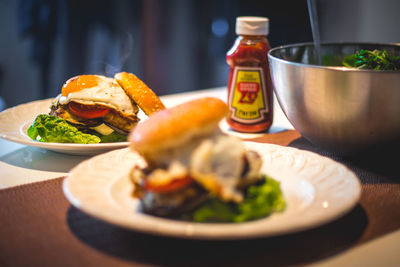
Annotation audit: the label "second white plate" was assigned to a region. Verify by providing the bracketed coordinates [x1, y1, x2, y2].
[0, 99, 131, 155]
[63, 142, 361, 240]
[0, 88, 294, 155]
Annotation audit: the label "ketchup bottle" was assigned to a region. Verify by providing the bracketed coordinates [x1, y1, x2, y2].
[226, 17, 273, 133]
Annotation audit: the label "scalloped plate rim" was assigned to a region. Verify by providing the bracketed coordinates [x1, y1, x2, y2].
[63, 143, 361, 240]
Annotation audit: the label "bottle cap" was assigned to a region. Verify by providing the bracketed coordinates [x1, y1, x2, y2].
[235, 16, 269, 36]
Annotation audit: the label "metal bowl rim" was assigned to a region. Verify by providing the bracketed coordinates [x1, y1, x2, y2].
[268, 42, 400, 73]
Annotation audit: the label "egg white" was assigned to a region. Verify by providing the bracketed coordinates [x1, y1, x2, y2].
[58, 75, 138, 115]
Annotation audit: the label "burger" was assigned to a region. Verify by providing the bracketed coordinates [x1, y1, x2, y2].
[50, 72, 165, 138]
[129, 97, 265, 217]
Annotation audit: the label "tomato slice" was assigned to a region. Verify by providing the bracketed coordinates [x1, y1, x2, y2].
[68, 102, 110, 119]
[144, 176, 194, 193]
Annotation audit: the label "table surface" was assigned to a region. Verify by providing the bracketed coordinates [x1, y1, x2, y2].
[0, 87, 399, 266]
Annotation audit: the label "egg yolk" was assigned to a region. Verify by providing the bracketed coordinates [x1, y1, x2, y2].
[61, 75, 101, 96]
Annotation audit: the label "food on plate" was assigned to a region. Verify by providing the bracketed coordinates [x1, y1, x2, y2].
[342, 49, 400, 70]
[28, 72, 165, 143]
[114, 72, 165, 116]
[27, 114, 103, 144]
[129, 97, 285, 222]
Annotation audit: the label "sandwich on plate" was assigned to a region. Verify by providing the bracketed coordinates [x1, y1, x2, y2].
[129, 97, 285, 223]
[28, 72, 165, 144]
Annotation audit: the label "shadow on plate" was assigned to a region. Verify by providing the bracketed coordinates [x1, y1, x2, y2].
[289, 137, 400, 184]
[67, 205, 367, 267]
[0, 146, 90, 172]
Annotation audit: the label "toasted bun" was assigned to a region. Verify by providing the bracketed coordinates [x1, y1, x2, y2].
[129, 97, 229, 159]
[114, 72, 165, 116]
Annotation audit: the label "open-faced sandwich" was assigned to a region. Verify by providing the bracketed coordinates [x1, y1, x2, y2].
[129, 97, 285, 223]
[28, 72, 165, 144]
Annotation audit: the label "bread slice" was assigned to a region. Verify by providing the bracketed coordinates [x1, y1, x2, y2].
[114, 72, 165, 116]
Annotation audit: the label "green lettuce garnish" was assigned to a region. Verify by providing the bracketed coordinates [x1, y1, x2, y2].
[28, 114, 101, 143]
[27, 114, 127, 144]
[183, 175, 286, 223]
[93, 131, 127, 143]
[342, 49, 400, 70]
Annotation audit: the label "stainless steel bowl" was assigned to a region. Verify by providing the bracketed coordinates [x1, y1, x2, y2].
[268, 42, 400, 154]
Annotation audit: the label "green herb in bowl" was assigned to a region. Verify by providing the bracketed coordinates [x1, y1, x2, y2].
[342, 49, 400, 70]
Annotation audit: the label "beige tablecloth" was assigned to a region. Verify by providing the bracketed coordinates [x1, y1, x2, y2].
[0, 130, 399, 266]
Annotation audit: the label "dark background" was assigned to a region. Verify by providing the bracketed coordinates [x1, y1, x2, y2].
[0, 0, 399, 110]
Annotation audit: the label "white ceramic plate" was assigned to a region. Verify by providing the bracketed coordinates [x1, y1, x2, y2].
[63, 142, 361, 240]
[0, 88, 294, 156]
[0, 99, 133, 156]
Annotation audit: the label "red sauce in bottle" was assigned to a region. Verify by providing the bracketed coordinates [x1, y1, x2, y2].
[226, 17, 273, 133]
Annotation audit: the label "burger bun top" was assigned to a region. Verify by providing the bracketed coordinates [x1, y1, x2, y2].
[129, 97, 229, 162]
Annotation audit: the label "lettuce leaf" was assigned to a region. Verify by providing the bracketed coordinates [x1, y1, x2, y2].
[234, 176, 286, 222]
[184, 175, 286, 223]
[93, 131, 127, 143]
[28, 114, 101, 144]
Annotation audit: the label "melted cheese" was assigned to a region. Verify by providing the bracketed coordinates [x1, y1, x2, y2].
[190, 135, 247, 202]
[58, 76, 137, 114]
[91, 123, 114, 135]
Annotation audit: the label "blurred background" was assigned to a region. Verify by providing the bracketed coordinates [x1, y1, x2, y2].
[0, 0, 399, 110]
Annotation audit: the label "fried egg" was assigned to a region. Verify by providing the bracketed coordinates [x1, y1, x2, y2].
[58, 75, 138, 115]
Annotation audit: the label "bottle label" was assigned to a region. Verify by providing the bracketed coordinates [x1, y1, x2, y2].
[229, 67, 268, 123]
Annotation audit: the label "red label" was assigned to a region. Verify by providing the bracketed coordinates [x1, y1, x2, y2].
[238, 82, 259, 104]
